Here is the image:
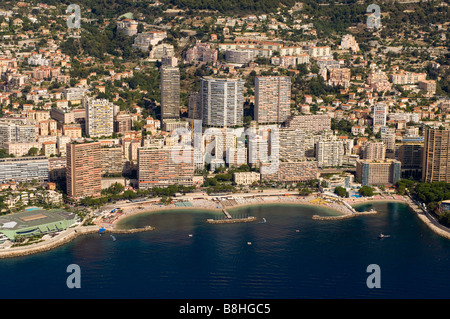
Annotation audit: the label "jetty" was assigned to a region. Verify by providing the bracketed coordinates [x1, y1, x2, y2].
[206, 216, 257, 224]
[206, 200, 257, 224]
[222, 208, 232, 219]
[312, 209, 378, 220]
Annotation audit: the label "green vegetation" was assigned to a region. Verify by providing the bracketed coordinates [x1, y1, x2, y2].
[167, 0, 295, 14]
[396, 179, 450, 227]
[358, 186, 374, 197]
[334, 186, 349, 198]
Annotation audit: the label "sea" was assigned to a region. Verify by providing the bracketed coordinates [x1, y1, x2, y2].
[1, 201, 450, 300]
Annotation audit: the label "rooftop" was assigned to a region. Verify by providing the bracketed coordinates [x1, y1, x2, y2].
[0, 209, 75, 231]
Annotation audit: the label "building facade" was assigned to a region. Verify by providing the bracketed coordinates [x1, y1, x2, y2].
[201, 77, 244, 127]
[422, 126, 450, 182]
[138, 146, 194, 188]
[356, 159, 401, 186]
[161, 65, 180, 123]
[0, 156, 49, 183]
[66, 140, 102, 199]
[85, 99, 114, 138]
[255, 76, 291, 124]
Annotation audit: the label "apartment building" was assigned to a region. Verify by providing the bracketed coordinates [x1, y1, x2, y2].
[279, 128, 305, 161]
[66, 140, 102, 199]
[340, 34, 359, 52]
[0, 121, 36, 148]
[84, 98, 114, 138]
[101, 146, 125, 176]
[255, 76, 291, 124]
[161, 65, 180, 123]
[233, 171, 260, 185]
[201, 77, 244, 127]
[367, 69, 392, 92]
[285, 114, 331, 132]
[422, 126, 450, 182]
[138, 146, 194, 188]
[225, 49, 255, 64]
[373, 103, 388, 127]
[362, 142, 386, 160]
[391, 71, 426, 85]
[3, 142, 41, 157]
[0, 156, 49, 183]
[132, 31, 167, 51]
[260, 160, 319, 183]
[316, 140, 344, 168]
[356, 159, 401, 186]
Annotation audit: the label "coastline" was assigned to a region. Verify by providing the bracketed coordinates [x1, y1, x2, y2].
[1, 192, 450, 259]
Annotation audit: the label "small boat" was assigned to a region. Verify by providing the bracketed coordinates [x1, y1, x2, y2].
[188, 234, 193, 237]
[247, 241, 252, 245]
[110, 235, 116, 241]
[295, 229, 300, 233]
[378, 233, 390, 239]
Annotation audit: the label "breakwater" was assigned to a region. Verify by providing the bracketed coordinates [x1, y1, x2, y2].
[312, 209, 378, 220]
[206, 216, 258, 224]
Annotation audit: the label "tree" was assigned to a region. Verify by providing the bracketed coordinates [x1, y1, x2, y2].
[27, 147, 39, 156]
[334, 186, 349, 198]
[359, 186, 374, 197]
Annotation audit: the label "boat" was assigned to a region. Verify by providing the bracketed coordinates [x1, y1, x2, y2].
[247, 242, 252, 245]
[110, 235, 116, 241]
[295, 229, 300, 233]
[188, 234, 193, 237]
[378, 233, 390, 239]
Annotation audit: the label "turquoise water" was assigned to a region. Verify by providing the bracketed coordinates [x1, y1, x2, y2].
[1, 202, 450, 299]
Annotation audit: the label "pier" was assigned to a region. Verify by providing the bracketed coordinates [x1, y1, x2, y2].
[206, 200, 257, 224]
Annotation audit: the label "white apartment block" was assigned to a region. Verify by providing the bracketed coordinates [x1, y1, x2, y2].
[233, 171, 261, 185]
[316, 140, 344, 168]
[84, 98, 114, 138]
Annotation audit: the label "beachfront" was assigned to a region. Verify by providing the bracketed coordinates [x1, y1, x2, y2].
[1, 189, 450, 259]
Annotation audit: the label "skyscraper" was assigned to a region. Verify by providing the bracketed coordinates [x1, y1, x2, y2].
[422, 126, 450, 182]
[255, 76, 291, 124]
[201, 77, 244, 127]
[66, 140, 102, 199]
[84, 98, 114, 138]
[160, 65, 180, 122]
